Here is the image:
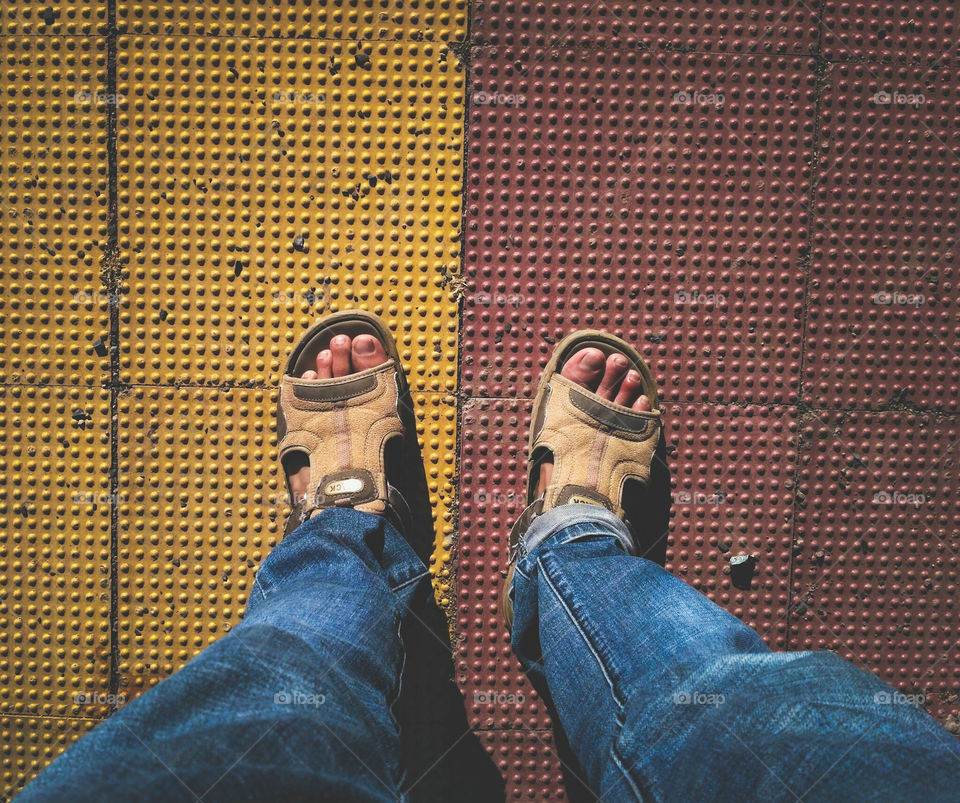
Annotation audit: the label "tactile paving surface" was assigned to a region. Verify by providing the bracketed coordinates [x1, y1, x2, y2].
[820, 1, 960, 64]
[462, 48, 815, 405]
[805, 62, 960, 411]
[117, 35, 463, 394]
[1, 8, 464, 801]
[664, 402, 797, 647]
[0, 36, 111, 387]
[0, 715, 98, 802]
[790, 411, 960, 724]
[118, 0, 467, 41]
[458, 14, 960, 803]
[116, 387, 273, 690]
[0, 387, 113, 718]
[471, 0, 820, 53]
[0, 3, 106, 36]
[477, 729, 566, 801]
[458, 399, 545, 732]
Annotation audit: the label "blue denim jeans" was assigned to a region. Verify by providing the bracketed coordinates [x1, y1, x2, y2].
[20, 505, 960, 802]
[511, 505, 960, 802]
[19, 508, 428, 803]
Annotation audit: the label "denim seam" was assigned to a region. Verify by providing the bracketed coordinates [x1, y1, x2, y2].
[609, 741, 647, 802]
[388, 609, 410, 800]
[391, 569, 430, 594]
[539, 558, 625, 714]
[540, 554, 652, 800]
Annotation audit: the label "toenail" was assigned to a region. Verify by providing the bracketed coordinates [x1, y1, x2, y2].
[583, 352, 605, 370]
[355, 338, 376, 355]
[333, 335, 349, 346]
[613, 354, 627, 366]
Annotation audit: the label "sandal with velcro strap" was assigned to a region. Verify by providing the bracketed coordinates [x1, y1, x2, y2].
[277, 310, 412, 538]
[501, 329, 663, 627]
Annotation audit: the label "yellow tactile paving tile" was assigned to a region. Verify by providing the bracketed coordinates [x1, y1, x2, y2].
[117, 0, 467, 41]
[116, 36, 463, 394]
[0, 3, 106, 36]
[0, 387, 113, 718]
[0, 37, 111, 387]
[115, 386, 457, 694]
[115, 387, 272, 691]
[1, 715, 99, 801]
[0, 17, 465, 797]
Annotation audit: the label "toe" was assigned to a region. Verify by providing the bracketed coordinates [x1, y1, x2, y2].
[315, 349, 333, 379]
[330, 335, 352, 376]
[301, 369, 318, 380]
[351, 334, 388, 371]
[632, 394, 652, 412]
[560, 347, 606, 391]
[596, 353, 629, 400]
[614, 370, 642, 407]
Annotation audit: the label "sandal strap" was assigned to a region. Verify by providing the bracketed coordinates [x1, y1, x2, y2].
[282, 482, 412, 539]
[278, 359, 403, 517]
[507, 498, 544, 563]
[532, 373, 661, 519]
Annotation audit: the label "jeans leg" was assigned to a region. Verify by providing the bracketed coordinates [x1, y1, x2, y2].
[510, 504, 960, 802]
[18, 508, 429, 803]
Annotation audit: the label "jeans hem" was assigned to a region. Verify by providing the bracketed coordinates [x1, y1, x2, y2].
[522, 503, 635, 559]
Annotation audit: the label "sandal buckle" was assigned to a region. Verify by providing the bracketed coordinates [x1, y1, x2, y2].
[314, 469, 378, 509]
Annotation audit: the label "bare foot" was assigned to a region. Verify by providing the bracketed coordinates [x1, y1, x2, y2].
[535, 347, 652, 497]
[286, 333, 388, 499]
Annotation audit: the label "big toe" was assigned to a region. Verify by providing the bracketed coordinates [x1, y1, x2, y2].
[351, 334, 388, 371]
[560, 347, 606, 391]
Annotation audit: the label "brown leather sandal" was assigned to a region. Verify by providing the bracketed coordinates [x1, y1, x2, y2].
[501, 330, 663, 627]
[277, 310, 411, 537]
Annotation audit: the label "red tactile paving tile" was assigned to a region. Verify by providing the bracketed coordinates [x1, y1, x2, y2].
[458, 399, 545, 732]
[457, 397, 797, 796]
[789, 411, 960, 725]
[664, 402, 797, 649]
[462, 48, 815, 404]
[923, 694, 960, 735]
[821, 1, 960, 64]
[477, 730, 568, 801]
[470, 1, 820, 54]
[805, 63, 960, 411]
